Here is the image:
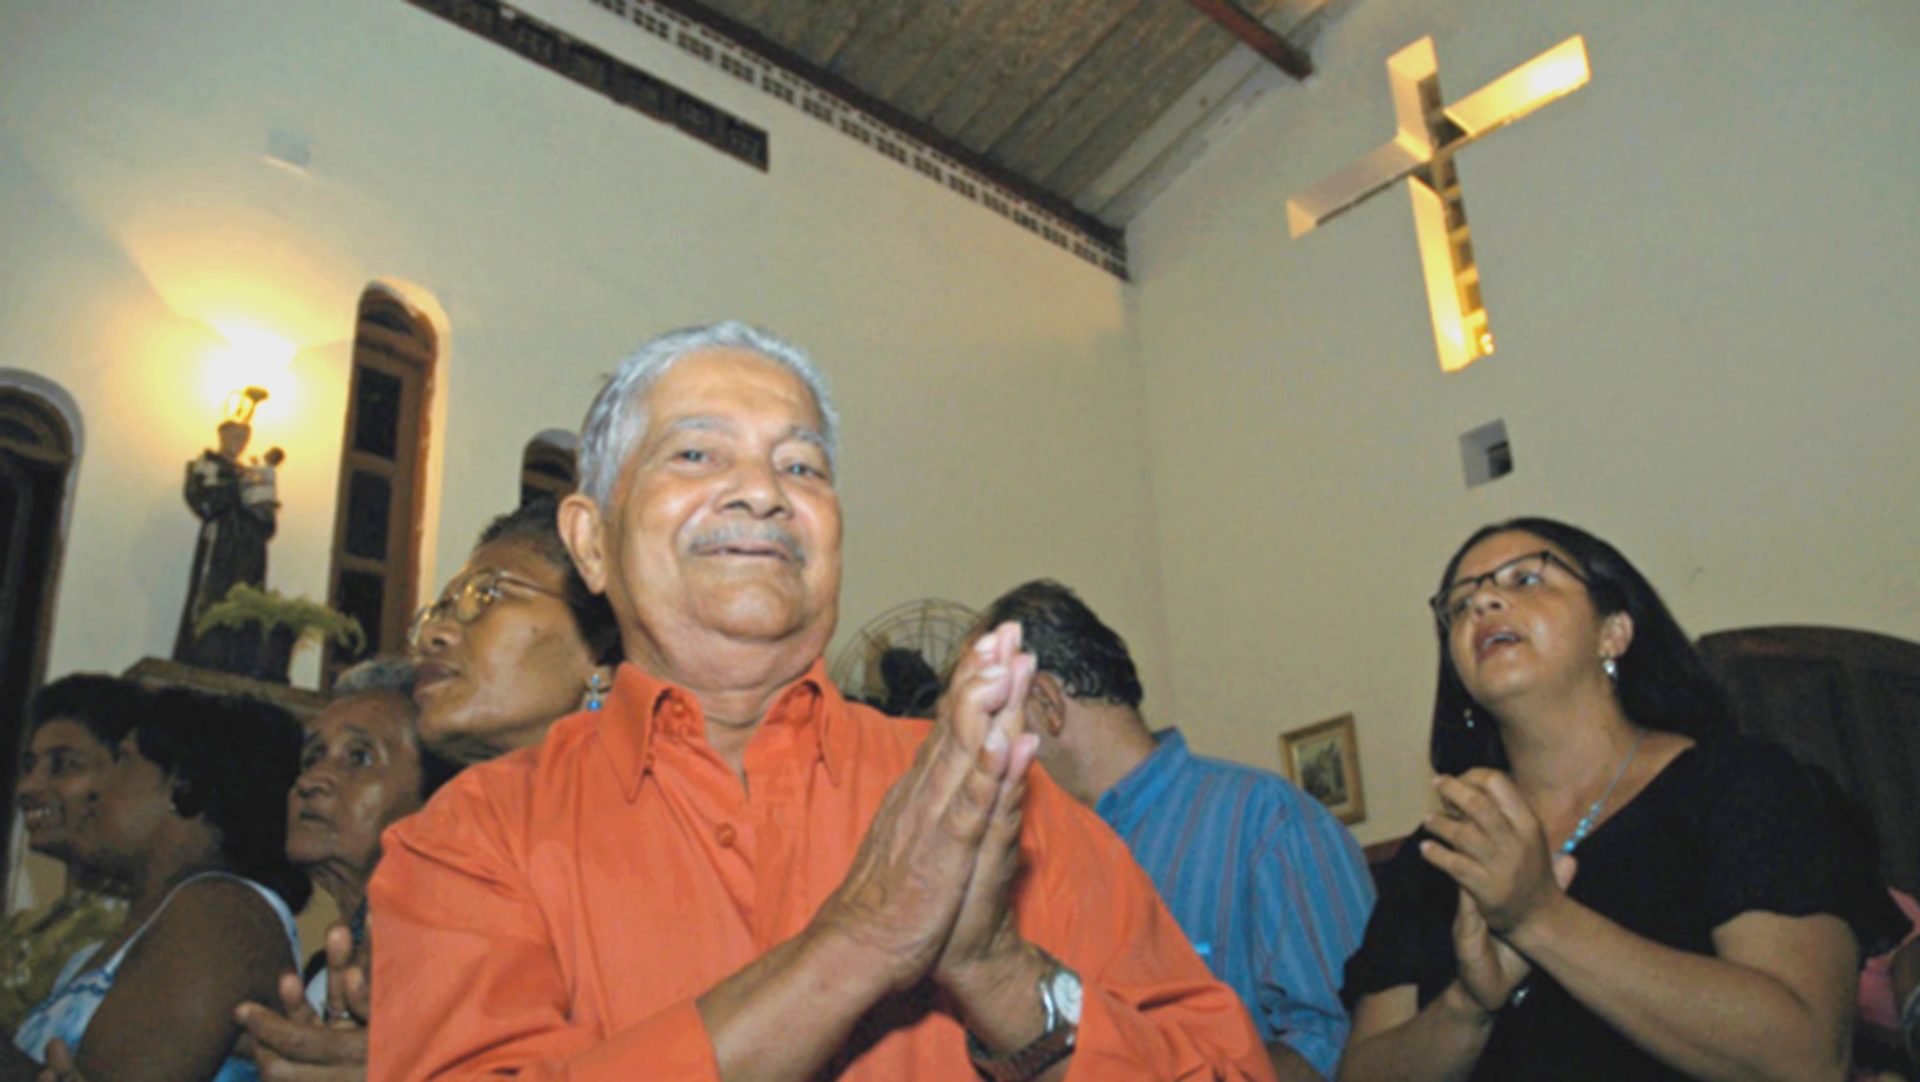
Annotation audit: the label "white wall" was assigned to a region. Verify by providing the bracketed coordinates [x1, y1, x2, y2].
[1129, 0, 1920, 842]
[0, 0, 1169, 909]
[0, 0, 1171, 685]
[10, 0, 1916, 876]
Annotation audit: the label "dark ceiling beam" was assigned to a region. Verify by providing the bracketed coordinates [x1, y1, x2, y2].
[647, 0, 1125, 245]
[1183, 0, 1312, 81]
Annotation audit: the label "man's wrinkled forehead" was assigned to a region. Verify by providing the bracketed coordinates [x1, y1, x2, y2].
[609, 355, 830, 489]
[654, 414, 830, 451]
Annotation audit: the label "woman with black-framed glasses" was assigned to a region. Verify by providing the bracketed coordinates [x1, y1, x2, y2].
[1338, 516, 1898, 1082]
[409, 497, 623, 763]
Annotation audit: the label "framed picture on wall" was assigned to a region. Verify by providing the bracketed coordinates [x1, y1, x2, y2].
[1280, 713, 1366, 825]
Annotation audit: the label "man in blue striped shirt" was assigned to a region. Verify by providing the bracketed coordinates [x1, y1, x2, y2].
[973, 580, 1377, 1082]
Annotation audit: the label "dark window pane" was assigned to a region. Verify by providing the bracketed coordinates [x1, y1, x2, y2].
[344, 471, 392, 560]
[361, 305, 414, 334]
[0, 417, 40, 449]
[352, 368, 404, 460]
[333, 570, 384, 663]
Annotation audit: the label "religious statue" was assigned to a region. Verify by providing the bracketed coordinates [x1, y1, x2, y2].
[173, 406, 286, 668]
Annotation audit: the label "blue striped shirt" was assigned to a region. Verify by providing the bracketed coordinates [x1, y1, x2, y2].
[1096, 729, 1376, 1078]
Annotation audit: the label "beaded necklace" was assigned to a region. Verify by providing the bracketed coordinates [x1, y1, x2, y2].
[1559, 730, 1644, 854]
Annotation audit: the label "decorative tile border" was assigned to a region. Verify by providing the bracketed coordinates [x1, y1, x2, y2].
[402, 0, 770, 170]
[400, 0, 1130, 278]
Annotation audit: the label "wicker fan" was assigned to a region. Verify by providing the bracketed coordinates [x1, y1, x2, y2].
[830, 598, 980, 717]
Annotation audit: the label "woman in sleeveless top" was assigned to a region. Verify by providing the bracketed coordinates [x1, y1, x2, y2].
[1339, 517, 1898, 1082]
[5, 686, 308, 1082]
[1, 676, 140, 1037]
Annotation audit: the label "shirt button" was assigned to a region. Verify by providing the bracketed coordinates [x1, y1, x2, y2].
[715, 824, 738, 848]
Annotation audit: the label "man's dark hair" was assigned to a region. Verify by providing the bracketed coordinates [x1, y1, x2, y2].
[136, 688, 312, 912]
[977, 579, 1143, 708]
[25, 673, 149, 750]
[476, 497, 622, 666]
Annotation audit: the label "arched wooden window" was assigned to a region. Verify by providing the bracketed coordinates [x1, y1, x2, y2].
[0, 385, 77, 882]
[521, 432, 578, 507]
[324, 289, 436, 684]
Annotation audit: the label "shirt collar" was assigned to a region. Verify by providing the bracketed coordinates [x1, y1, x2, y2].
[1095, 727, 1190, 836]
[599, 657, 846, 802]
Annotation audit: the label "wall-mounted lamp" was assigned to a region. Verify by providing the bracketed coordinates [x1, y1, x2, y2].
[222, 386, 269, 426]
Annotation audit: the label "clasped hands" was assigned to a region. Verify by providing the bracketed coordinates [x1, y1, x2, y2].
[1420, 770, 1578, 1018]
[815, 621, 1047, 1027]
[232, 923, 369, 1080]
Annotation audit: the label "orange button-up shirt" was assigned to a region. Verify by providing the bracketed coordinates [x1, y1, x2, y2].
[369, 661, 1273, 1081]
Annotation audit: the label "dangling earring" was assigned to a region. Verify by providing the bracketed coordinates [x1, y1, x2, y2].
[1601, 656, 1619, 682]
[584, 671, 608, 712]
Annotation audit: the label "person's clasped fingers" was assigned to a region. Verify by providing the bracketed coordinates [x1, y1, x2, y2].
[921, 656, 1018, 821]
[340, 965, 372, 1024]
[1422, 818, 1489, 871]
[273, 971, 321, 1025]
[235, 1002, 366, 1063]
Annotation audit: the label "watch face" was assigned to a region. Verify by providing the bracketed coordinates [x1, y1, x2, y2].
[1049, 967, 1083, 1026]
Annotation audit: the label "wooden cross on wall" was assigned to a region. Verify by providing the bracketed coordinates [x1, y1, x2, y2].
[1287, 35, 1590, 372]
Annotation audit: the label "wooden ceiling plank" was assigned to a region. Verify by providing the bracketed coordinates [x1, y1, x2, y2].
[886, 0, 1033, 122]
[948, 0, 1142, 149]
[834, 0, 995, 98]
[1021, 0, 1290, 187]
[755, 0, 838, 56]
[1183, 0, 1312, 79]
[824, 0, 935, 77]
[987, 0, 1201, 171]
[922, 0, 1095, 137]
[793, 0, 889, 64]
[1019, 12, 1238, 183]
[729, 0, 782, 33]
[645, 0, 1124, 244]
[1043, 0, 1296, 196]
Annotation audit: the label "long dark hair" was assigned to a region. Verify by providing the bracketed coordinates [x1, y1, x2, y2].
[1429, 517, 1730, 775]
[135, 688, 312, 911]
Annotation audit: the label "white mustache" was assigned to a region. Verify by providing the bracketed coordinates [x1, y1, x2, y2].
[689, 524, 805, 565]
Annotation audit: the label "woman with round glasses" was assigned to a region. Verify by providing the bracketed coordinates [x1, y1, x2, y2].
[228, 502, 621, 1078]
[1339, 517, 1895, 1082]
[410, 497, 622, 763]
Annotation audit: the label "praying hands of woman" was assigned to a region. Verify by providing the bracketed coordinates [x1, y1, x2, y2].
[1419, 770, 1579, 1012]
[234, 923, 369, 1081]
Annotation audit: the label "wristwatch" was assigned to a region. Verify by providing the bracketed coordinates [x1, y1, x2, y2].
[966, 955, 1082, 1081]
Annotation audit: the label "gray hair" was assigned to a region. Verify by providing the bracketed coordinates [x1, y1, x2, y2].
[578, 321, 839, 509]
[332, 656, 419, 703]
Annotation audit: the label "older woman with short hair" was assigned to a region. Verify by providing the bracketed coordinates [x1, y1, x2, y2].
[286, 659, 459, 1003]
[234, 659, 458, 1080]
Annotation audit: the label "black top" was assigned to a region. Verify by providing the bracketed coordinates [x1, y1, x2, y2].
[1345, 735, 1899, 1081]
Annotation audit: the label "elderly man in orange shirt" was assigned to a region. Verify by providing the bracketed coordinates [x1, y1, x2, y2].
[368, 322, 1273, 1082]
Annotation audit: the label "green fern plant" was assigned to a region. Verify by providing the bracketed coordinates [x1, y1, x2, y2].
[193, 583, 366, 654]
